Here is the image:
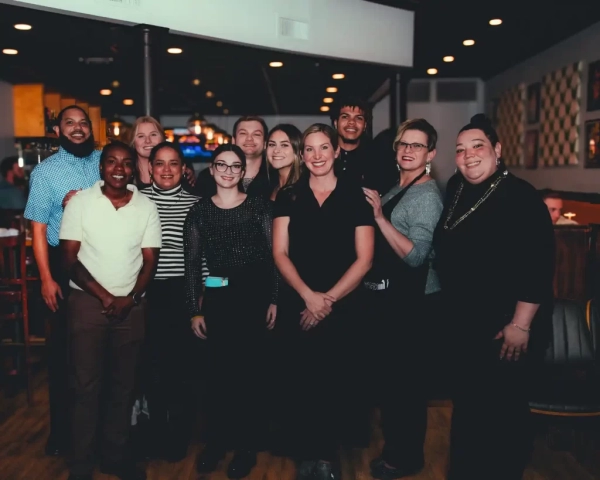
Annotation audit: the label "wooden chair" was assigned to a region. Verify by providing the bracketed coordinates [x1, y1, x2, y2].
[553, 226, 591, 302]
[0, 232, 33, 404]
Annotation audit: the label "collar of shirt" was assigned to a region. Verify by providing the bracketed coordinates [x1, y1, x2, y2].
[91, 180, 141, 208]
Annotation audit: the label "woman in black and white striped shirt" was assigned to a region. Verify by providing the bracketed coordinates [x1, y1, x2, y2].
[139, 141, 200, 461]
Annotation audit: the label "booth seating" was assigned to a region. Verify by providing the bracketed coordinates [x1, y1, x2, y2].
[529, 299, 600, 464]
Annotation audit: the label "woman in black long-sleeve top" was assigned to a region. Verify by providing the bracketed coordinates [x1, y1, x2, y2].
[432, 114, 555, 480]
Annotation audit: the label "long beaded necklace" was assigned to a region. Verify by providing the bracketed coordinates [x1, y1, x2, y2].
[443, 169, 508, 230]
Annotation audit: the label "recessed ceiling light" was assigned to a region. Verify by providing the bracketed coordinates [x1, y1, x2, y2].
[443, 56, 455, 62]
[216, 101, 223, 107]
[14, 24, 32, 31]
[269, 61, 283, 68]
[323, 97, 334, 103]
[2, 49, 18, 55]
[489, 18, 502, 26]
[167, 47, 183, 54]
[320, 106, 330, 112]
[427, 68, 438, 75]
[100, 89, 112, 95]
[123, 99, 134, 106]
[332, 73, 345, 80]
[326, 87, 338, 93]
[192, 78, 201, 86]
[206, 91, 214, 98]
[463, 39, 475, 46]
[223, 109, 229, 114]
[112, 80, 120, 88]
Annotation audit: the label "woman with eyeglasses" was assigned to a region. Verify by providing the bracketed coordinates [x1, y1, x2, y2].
[362, 119, 443, 480]
[184, 143, 277, 479]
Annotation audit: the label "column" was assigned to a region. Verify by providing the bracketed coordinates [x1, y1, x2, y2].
[389, 71, 408, 130]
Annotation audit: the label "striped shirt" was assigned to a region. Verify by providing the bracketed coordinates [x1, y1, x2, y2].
[140, 183, 200, 279]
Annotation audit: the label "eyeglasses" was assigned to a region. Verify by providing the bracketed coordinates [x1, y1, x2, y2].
[213, 162, 243, 174]
[397, 142, 427, 152]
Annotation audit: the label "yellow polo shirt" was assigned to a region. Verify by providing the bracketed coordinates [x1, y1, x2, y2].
[59, 181, 162, 296]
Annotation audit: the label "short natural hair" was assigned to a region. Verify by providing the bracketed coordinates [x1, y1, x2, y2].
[100, 141, 137, 174]
[541, 190, 562, 201]
[393, 118, 438, 152]
[302, 123, 339, 152]
[232, 115, 268, 138]
[55, 105, 92, 128]
[128, 116, 165, 147]
[0, 156, 19, 178]
[330, 96, 372, 126]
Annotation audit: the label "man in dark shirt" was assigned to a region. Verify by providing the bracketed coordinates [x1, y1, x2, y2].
[194, 116, 274, 199]
[331, 97, 397, 194]
[0, 156, 26, 209]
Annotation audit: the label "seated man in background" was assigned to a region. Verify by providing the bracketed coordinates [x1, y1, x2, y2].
[0, 156, 26, 209]
[543, 191, 578, 225]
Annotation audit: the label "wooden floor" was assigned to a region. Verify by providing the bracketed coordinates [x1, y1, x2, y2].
[0, 376, 599, 480]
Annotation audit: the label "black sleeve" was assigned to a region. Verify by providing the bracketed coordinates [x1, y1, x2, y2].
[259, 200, 279, 304]
[349, 184, 375, 227]
[193, 168, 216, 198]
[511, 185, 555, 304]
[183, 203, 205, 317]
[274, 187, 294, 218]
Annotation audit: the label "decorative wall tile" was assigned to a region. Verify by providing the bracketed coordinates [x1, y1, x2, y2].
[539, 62, 582, 166]
[496, 84, 525, 167]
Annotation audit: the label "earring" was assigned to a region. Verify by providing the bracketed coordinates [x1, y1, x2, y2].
[425, 162, 431, 175]
[397, 164, 401, 171]
[496, 158, 500, 166]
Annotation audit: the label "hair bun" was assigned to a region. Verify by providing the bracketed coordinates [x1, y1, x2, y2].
[470, 113, 491, 126]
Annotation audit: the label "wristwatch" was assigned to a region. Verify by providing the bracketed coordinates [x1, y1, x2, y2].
[128, 291, 142, 306]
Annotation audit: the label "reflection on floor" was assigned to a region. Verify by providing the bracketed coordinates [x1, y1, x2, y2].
[0, 375, 598, 480]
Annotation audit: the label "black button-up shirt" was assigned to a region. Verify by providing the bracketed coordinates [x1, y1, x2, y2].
[274, 176, 374, 296]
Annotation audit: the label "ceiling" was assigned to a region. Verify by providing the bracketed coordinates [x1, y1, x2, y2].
[1, 1, 599, 119]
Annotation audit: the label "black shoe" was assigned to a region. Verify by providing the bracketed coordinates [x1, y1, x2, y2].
[44, 436, 67, 456]
[227, 450, 257, 479]
[370, 457, 422, 480]
[100, 463, 147, 480]
[297, 460, 317, 480]
[196, 444, 226, 473]
[313, 461, 340, 480]
[67, 475, 93, 480]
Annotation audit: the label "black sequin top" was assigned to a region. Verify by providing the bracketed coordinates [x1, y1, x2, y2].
[183, 195, 278, 317]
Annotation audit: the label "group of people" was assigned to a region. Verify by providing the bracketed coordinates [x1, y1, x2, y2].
[23, 98, 555, 480]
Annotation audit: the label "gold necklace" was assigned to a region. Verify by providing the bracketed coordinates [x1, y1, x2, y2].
[443, 170, 508, 230]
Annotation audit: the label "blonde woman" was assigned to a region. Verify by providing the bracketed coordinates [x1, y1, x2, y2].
[129, 116, 196, 190]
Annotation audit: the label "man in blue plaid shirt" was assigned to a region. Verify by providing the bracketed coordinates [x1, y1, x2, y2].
[24, 105, 101, 456]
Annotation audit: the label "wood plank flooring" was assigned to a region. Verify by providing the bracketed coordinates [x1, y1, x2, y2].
[0, 376, 598, 480]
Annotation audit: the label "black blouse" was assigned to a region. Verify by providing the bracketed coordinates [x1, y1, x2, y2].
[183, 195, 278, 317]
[274, 176, 374, 296]
[433, 168, 555, 342]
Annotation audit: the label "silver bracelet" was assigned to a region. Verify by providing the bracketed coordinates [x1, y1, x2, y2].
[511, 323, 530, 333]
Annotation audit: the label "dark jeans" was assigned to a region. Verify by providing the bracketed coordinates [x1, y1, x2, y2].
[48, 246, 70, 446]
[448, 340, 534, 480]
[367, 286, 427, 471]
[67, 289, 145, 475]
[202, 264, 271, 451]
[144, 277, 195, 449]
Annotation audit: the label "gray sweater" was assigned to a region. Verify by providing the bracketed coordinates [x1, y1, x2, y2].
[380, 179, 443, 295]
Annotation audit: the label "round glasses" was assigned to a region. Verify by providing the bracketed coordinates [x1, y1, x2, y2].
[213, 161, 243, 174]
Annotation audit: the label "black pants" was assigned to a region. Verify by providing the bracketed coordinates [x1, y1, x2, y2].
[367, 286, 427, 471]
[48, 246, 70, 446]
[448, 340, 533, 480]
[144, 277, 195, 449]
[68, 290, 145, 475]
[278, 290, 360, 462]
[202, 265, 271, 451]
